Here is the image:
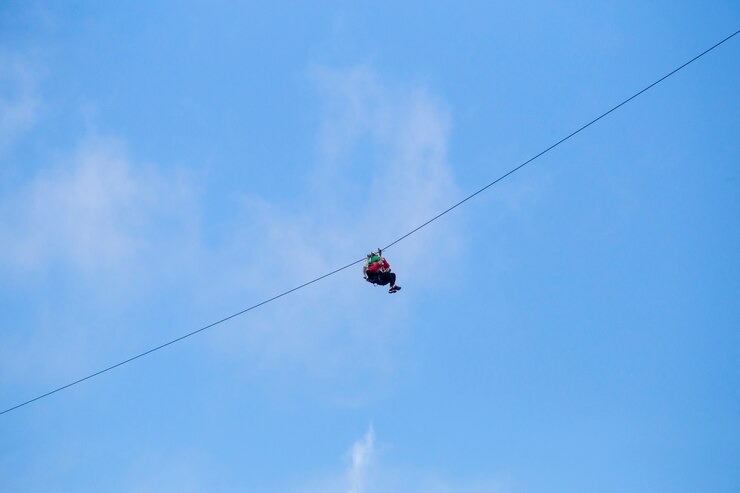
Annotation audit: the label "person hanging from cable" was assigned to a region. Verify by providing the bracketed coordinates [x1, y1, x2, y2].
[363, 249, 401, 293]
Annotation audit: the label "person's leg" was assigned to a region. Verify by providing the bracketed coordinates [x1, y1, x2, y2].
[373, 272, 391, 286]
[388, 272, 401, 293]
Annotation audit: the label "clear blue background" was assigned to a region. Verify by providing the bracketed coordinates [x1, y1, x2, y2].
[1, 2, 738, 492]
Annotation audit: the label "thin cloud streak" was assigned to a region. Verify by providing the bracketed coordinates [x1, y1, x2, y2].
[347, 426, 375, 493]
[297, 427, 507, 493]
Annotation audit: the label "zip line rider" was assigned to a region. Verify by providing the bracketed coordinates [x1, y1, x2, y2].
[364, 250, 401, 293]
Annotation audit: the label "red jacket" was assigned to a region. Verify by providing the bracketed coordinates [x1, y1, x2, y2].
[367, 258, 390, 273]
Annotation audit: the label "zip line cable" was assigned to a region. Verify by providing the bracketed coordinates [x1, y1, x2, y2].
[383, 29, 739, 251]
[2, 30, 737, 416]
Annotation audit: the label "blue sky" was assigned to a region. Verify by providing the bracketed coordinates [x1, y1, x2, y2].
[1, 2, 739, 492]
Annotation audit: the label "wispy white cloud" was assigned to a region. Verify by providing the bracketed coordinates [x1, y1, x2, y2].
[207, 65, 465, 397]
[322, 66, 463, 283]
[0, 137, 198, 276]
[0, 137, 202, 381]
[297, 427, 508, 493]
[1, 65, 464, 400]
[347, 426, 375, 493]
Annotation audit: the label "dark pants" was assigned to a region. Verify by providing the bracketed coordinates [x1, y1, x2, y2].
[369, 271, 396, 286]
